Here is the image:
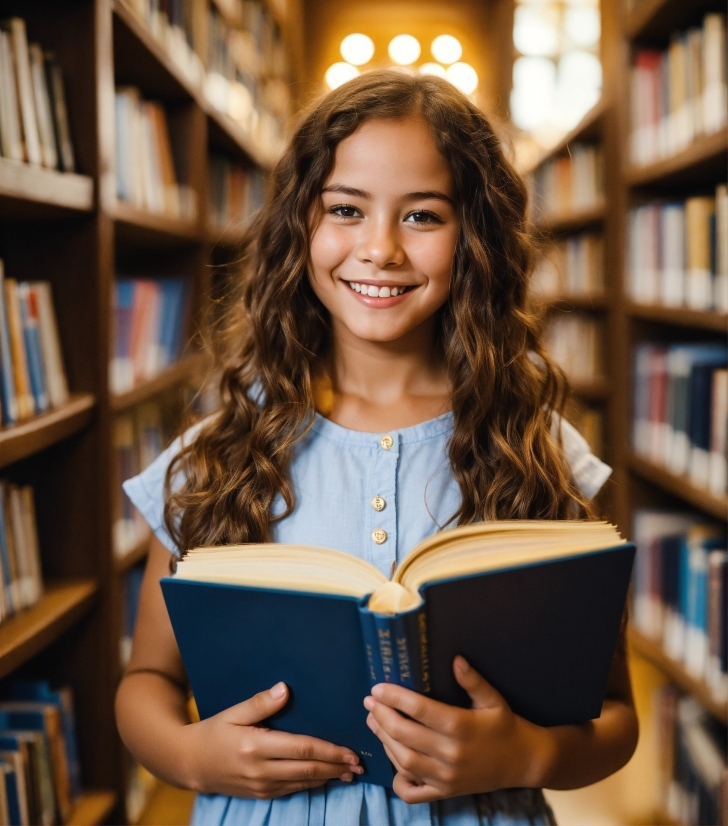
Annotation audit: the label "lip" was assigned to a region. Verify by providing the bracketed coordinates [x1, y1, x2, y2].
[342, 279, 420, 308]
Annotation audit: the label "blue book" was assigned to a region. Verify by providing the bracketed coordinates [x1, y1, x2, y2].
[0, 493, 16, 616]
[0, 756, 22, 826]
[0, 265, 17, 425]
[17, 285, 48, 414]
[162, 522, 635, 787]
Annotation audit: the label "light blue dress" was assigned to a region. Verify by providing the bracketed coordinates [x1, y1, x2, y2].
[124, 411, 611, 826]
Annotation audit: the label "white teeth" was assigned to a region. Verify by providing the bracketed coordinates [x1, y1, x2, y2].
[355, 283, 361, 292]
[379, 286, 391, 298]
[390, 287, 399, 297]
[347, 281, 412, 297]
[366, 285, 378, 297]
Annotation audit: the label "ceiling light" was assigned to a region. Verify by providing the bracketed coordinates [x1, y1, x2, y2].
[419, 62, 447, 78]
[446, 62, 478, 94]
[431, 35, 462, 64]
[325, 62, 360, 89]
[388, 34, 421, 65]
[340, 33, 375, 66]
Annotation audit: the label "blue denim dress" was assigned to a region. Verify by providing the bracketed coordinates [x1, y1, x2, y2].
[124, 411, 611, 826]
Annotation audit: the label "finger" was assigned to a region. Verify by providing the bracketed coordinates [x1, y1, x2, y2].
[222, 682, 290, 726]
[393, 772, 443, 804]
[369, 684, 464, 736]
[365, 697, 451, 759]
[367, 712, 441, 784]
[271, 778, 339, 796]
[453, 656, 507, 711]
[265, 759, 361, 782]
[256, 729, 360, 766]
[380, 742, 419, 783]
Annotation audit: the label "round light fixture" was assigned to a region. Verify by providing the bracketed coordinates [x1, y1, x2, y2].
[419, 62, 447, 78]
[325, 62, 360, 89]
[340, 33, 375, 66]
[388, 34, 421, 65]
[446, 62, 478, 94]
[431, 34, 462, 64]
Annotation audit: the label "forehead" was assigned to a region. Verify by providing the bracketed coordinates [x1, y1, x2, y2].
[326, 116, 454, 195]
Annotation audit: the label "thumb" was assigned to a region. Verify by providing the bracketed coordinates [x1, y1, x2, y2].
[453, 656, 506, 711]
[222, 681, 289, 726]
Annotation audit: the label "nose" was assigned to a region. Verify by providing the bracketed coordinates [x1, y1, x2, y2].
[355, 217, 405, 269]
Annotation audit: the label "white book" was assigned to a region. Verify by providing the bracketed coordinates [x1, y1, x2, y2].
[715, 184, 728, 313]
[709, 368, 727, 495]
[27, 44, 56, 169]
[702, 13, 728, 133]
[3, 18, 41, 165]
[0, 30, 23, 161]
[32, 282, 69, 408]
[660, 203, 686, 306]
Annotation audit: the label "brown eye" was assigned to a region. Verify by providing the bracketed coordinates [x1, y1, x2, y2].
[330, 205, 360, 218]
[405, 211, 441, 225]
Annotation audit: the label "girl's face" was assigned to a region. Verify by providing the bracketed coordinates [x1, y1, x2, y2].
[308, 116, 460, 346]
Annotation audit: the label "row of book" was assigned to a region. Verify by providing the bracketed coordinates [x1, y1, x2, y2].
[0, 17, 75, 172]
[630, 13, 727, 167]
[208, 152, 265, 231]
[0, 264, 69, 426]
[0, 681, 83, 826]
[531, 143, 603, 220]
[654, 687, 727, 825]
[633, 343, 727, 495]
[113, 403, 169, 557]
[110, 277, 190, 396]
[542, 314, 603, 383]
[567, 400, 604, 460]
[633, 511, 727, 704]
[0, 481, 43, 624]
[531, 232, 604, 300]
[114, 87, 196, 220]
[627, 185, 728, 313]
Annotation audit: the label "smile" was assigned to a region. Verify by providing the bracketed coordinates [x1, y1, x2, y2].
[345, 281, 417, 298]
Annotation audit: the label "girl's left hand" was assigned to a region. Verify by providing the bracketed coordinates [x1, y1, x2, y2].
[363, 655, 548, 803]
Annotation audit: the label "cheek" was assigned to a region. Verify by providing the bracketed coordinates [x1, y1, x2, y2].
[411, 230, 458, 291]
[309, 225, 351, 278]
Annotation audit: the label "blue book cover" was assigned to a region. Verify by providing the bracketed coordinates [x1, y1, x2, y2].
[17, 285, 48, 414]
[0, 756, 21, 826]
[162, 539, 635, 787]
[0, 266, 17, 425]
[0, 494, 15, 616]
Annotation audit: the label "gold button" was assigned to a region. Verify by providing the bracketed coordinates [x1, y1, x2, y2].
[371, 495, 386, 512]
[380, 435, 393, 450]
[372, 529, 387, 544]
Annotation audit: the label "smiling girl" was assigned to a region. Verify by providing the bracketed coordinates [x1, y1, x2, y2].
[115, 70, 638, 826]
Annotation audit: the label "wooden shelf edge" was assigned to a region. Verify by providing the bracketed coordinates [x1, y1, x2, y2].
[628, 452, 728, 520]
[628, 626, 728, 723]
[0, 580, 98, 681]
[0, 394, 96, 470]
[114, 534, 151, 573]
[206, 221, 246, 248]
[569, 377, 610, 400]
[68, 789, 117, 826]
[110, 201, 201, 243]
[626, 128, 728, 187]
[533, 202, 606, 235]
[535, 293, 611, 311]
[624, 0, 668, 40]
[110, 355, 204, 411]
[626, 302, 728, 332]
[0, 159, 93, 214]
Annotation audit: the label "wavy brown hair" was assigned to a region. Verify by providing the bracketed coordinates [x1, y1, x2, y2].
[165, 69, 592, 554]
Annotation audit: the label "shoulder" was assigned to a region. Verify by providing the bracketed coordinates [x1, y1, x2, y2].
[552, 414, 612, 500]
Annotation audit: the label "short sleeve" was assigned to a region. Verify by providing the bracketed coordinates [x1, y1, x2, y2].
[122, 418, 210, 557]
[553, 415, 612, 500]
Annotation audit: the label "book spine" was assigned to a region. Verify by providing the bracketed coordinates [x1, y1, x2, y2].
[357, 601, 383, 689]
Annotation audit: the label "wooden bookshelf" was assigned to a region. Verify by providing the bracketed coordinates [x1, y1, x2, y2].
[536, 294, 611, 312]
[206, 222, 246, 248]
[111, 201, 202, 248]
[569, 377, 610, 401]
[626, 302, 728, 332]
[114, 533, 151, 574]
[68, 789, 118, 826]
[629, 627, 728, 724]
[110, 355, 204, 411]
[626, 127, 728, 188]
[533, 202, 605, 234]
[0, 159, 94, 218]
[625, 0, 722, 42]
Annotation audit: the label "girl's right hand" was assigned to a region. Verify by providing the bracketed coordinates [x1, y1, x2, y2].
[182, 681, 364, 799]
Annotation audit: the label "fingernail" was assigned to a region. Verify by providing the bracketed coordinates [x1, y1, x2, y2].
[345, 754, 359, 765]
[340, 772, 353, 782]
[270, 681, 287, 698]
[363, 696, 375, 710]
[371, 684, 384, 698]
[351, 765, 365, 774]
[456, 656, 470, 673]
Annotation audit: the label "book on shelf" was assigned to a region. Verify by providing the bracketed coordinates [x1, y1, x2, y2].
[630, 13, 727, 167]
[531, 232, 604, 300]
[542, 313, 603, 383]
[566, 399, 604, 460]
[628, 185, 728, 312]
[632, 511, 727, 704]
[208, 152, 265, 231]
[633, 343, 728, 494]
[531, 143, 603, 220]
[654, 686, 727, 825]
[161, 520, 635, 786]
[110, 277, 190, 395]
[0, 17, 75, 171]
[120, 563, 144, 668]
[0, 481, 44, 620]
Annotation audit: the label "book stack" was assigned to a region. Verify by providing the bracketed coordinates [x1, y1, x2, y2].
[654, 686, 727, 825]
[628, 185, 728, 312]
[532, 143, 603, 220]
[110, 277, 190, 395]
[630, 13, 727, 167]
[0, 481, 43, 623]
[0, 263, 69, 426]
[208, 152, 265, 230]
[531, 232, 604, 299]
[0, 17, 75, 172]
[543, 315, 603, 382]
[633, 344, 728, 494]
[114, 88, 197, 220]
[0, 681, 83, 826]
[632, 511, 727, 705]
[113, 403, 168, 558]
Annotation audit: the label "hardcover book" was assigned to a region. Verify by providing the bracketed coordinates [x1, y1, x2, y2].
[162, 520, 635, 787]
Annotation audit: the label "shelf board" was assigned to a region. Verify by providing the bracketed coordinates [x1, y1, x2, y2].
[205, 104, 274, 170]
[533, 202, 606, 235]
[627, 302, 728, 332]
[535, 293, 611, 312]
[569, 376, 610, 400]
[0, 580, 98, 681]
[0, 159, 93, 219]
[0, 394, 96, 471]
[625, 0, 724, 43]
[626, 128, 728, 188]
[206, 221, 246, 248]
[628, 627, 728, 723]
[114, 533, 151, 573]
[111, 201, 201, 247]
[628, 452, 728, 520]
[110, 355, 203, 411]
[68, 789, 117, 826]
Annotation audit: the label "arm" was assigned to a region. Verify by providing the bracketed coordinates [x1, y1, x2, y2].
[115, 536, 362, 798]
[364, 612, 638, 803]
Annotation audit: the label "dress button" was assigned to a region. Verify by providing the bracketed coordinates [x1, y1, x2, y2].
[372, 529, 387, 544]
[371, 495, 386, 512]
[380, 435, 393, 450]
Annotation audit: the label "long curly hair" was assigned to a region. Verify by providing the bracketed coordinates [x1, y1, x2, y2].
[164, 69, 591, 553]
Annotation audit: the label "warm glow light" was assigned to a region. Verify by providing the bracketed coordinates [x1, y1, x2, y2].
[419, 62, 447, 78]
[340, 33, 375, 66]
[325, 62, 359, 89]
[431, 35, 462, 64]
[446, 62, 478, 94]
[388, 34, 421, 65]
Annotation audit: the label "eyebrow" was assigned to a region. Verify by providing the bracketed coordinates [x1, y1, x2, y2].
[321, 184, 454, 206]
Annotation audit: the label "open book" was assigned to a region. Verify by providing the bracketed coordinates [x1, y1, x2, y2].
[162, 520, 635, 786]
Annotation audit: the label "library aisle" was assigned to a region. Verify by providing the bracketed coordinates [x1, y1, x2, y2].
[0, 0, 723, 824]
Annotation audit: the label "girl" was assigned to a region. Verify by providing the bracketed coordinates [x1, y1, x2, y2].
[116, 70, 638, 826]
